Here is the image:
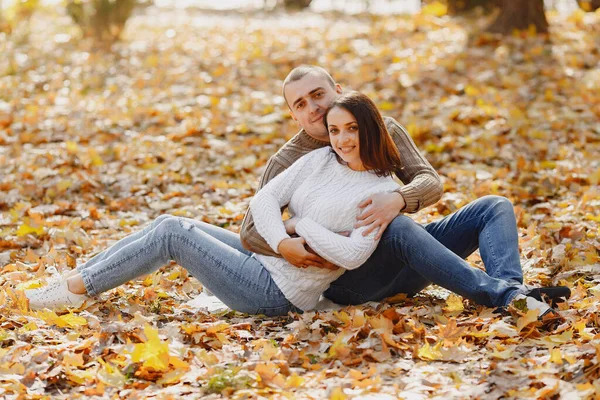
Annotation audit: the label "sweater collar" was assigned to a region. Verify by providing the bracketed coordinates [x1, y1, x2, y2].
[298, 129, 330, 149]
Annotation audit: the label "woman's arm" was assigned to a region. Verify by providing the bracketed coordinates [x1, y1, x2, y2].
[295, 218, 379, 270]
[250, 149, 328, 254]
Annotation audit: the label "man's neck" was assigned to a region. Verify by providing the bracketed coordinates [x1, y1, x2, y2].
[303, 130, 330, 144]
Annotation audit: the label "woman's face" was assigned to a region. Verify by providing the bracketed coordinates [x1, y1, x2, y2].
[327, 106, 365, 171]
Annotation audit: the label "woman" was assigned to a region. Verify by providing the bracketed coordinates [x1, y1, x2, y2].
[25, 91, 403, 316]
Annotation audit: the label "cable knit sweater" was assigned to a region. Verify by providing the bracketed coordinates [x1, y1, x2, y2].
[250, 147, 400, 311]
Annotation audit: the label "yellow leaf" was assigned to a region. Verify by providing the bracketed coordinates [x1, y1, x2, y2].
[328, 335, 351, 359]
[575, 321, 594, 340]
[66, 141, 78, 154]
[65, 367, 95, 385]
[418, 342, 443, 361]
[286, 373, 304, 388]
[59, 313, 87, 328]
[590, 168, 600, 185]
[491, 348, 514, 360]
[444, 294, 464, 313]
[334, 310, 351, 326]
[97, 359, 126, 387]
[62, 352, 84, 367]
[516, 309, 540, 332]
[351, 309, 367, 328]
[168, 355, 189, 371]
[16, 222, 44, 237]
[378, 101, 395, 111]
[421, 1, 447, 17]
[130, 324, 170, 371]
[330, 387, 347, 400]
[550, 348, 562, 364]
[56, 180, 73, 192]
[464, 85, 480, 96]
[157, 369, 187, 385]
[16, 280, 43, 290]
[542, 329, 573, 346]
[89, 148, 104, 167]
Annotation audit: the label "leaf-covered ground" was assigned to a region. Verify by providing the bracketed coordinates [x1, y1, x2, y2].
[0, 5, 599, 399]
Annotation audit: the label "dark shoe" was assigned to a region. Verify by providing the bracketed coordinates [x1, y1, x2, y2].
[527, 286, 571, 307]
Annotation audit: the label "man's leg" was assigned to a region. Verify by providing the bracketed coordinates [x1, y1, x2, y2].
[424, 195, 523, 284]
[324, 196, 524, 305]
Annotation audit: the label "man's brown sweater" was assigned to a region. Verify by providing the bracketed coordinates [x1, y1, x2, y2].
[240, 117, 443, 256]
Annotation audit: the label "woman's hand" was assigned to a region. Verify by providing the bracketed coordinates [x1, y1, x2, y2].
[284, 217, 301, 235]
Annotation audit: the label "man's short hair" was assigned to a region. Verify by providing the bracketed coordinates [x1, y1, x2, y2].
[282, 65, 336, 105]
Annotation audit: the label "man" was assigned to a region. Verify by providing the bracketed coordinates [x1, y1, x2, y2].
[240, 65, 570, 316]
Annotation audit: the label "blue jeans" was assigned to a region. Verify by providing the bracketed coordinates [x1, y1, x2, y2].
[324, 195, 527, 307]
[76, 215, 300, 316]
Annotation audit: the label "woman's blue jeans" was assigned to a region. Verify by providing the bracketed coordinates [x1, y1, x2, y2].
[324, 195, 528, 307]
[76, 215, 300, 316]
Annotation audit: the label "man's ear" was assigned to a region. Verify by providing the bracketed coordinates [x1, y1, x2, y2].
[289, 110, 298, 123]
[335, 84, 343, 94]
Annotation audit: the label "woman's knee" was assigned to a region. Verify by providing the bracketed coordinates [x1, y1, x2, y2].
[153, 213, 176, 228]
[478, 195, 514, 216]
[153, 214, 186, 234]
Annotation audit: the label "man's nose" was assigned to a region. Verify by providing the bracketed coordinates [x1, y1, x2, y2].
[308, 100, 319, 114]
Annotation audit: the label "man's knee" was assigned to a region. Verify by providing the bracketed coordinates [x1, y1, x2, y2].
[381, 215, 422, 241]
[477, 195, 514, 215]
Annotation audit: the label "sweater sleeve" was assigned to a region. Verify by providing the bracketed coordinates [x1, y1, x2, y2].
[386, 118, 443, 213]
[249, 149, 326, 254]
[295, 218, 379, 270]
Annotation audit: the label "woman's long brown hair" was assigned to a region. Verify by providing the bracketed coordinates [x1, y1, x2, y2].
[323, 91, 401, 177]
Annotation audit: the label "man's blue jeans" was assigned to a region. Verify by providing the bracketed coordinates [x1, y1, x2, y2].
[324, 195, 527, 307]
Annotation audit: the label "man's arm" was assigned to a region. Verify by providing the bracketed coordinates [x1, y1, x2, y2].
[239, 155, 285, 257]
[387, 118, 443, 212]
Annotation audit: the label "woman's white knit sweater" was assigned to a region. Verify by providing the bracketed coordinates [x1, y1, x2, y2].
[250, 147, 400, 311]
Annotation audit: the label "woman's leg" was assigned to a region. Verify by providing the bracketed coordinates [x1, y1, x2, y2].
[78, 214, 249, 273]
[76, 215, 294, 315]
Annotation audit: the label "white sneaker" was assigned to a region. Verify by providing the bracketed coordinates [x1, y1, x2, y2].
[512, 294, 554, 318]
[25, 279, 88, 310]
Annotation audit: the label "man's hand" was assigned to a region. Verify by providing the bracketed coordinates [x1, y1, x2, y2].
[278, 237, 340, 270]
[355, 192, 405, 240]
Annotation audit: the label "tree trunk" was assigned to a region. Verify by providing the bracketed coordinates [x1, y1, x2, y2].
[447, 0, 497, 15]
[577, 0, 600, 11]
[487, 0, 549, 35]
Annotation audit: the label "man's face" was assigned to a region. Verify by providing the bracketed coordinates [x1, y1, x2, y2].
[284, 73, 342, 141]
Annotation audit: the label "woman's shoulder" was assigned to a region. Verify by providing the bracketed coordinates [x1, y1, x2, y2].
[301, 146, 335, 163]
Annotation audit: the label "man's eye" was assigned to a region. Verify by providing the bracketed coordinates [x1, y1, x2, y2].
[296, 103, 305, 110]
[314, 92, 323, 98]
